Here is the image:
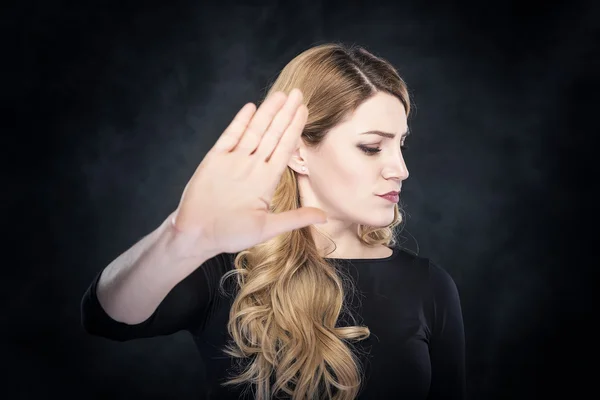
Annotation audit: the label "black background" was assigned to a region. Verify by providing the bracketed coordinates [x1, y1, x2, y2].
[4, 0, 598, 398]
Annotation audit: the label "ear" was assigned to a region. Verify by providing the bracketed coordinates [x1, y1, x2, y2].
[287, 145, 308, 174]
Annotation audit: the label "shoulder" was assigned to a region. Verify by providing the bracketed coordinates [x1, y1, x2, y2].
[395, 246, 460, 299]
[421, 258, 463, 326]
[427, 259, 460, 297]
[395, 249, 464, 335]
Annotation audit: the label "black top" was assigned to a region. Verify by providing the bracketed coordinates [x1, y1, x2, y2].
[81, 245, 466, 399]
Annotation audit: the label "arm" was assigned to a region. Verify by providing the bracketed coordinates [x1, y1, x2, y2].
[80, 211, 226, 341]
[427, 260, 466, 399]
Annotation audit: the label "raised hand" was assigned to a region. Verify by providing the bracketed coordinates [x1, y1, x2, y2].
[171, 89, 327, 257]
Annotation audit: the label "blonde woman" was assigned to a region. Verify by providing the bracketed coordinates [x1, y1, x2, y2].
[81, 42, 466, 399]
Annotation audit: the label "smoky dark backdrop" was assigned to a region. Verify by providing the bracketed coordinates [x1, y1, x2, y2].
[5, 0, 598, 398]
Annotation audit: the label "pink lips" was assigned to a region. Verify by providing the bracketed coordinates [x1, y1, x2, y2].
[378, 194, 399, 203]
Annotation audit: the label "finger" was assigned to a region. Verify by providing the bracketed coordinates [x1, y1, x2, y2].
[261, 207, 328, 242]
[267, 103, 308, 171]
[255, 88, 304, 162]
[235, 91, 287, 154]
[211, 103, 257, 154]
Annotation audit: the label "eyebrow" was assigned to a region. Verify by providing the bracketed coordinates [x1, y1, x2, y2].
[359, 128, 410, 139]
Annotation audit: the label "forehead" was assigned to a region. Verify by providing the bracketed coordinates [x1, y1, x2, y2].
[337, 92, 408, 136]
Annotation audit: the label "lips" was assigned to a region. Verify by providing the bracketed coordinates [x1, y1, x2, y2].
[377, 193, 400, 203]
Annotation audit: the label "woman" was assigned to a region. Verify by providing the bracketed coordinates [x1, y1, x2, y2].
[81, 42, 466, 399]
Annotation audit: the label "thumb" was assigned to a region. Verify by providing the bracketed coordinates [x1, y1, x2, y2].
[262, 207, 328, 241]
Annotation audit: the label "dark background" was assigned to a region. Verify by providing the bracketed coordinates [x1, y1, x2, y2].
[4, 0, 598, 398]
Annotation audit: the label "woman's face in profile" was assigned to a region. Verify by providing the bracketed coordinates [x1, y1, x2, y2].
[295, 91, 410, 228]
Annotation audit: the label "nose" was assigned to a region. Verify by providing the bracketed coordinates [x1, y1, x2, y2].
[383, 152, 409, 181]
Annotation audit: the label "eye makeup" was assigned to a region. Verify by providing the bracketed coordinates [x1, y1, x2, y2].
[357, 128, 410, 155]
[358, 143, 409, 155]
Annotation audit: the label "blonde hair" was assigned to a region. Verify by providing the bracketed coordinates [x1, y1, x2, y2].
[218, 42, 411, 399]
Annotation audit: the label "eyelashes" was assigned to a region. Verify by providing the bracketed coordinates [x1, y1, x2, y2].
[359, 145, 409, 155]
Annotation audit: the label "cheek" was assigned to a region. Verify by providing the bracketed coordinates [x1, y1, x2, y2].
[334, 168, 373, 201]
[314, 151, 370, 194]
[336, 165, 363, 184]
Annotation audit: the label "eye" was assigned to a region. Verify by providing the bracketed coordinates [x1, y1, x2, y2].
[359, 146, 381, 155]
[358, 144, 409, 155]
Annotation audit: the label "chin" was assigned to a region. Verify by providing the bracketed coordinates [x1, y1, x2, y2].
[361, 214, 396, 228]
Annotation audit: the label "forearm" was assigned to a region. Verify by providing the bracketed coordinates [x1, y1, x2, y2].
[95, 211, 213, 325]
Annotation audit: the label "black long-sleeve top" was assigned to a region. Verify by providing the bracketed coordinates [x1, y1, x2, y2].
[81, 245, 466, 399]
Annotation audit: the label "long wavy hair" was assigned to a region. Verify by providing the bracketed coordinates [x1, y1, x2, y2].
[218, 42, 411, 399]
